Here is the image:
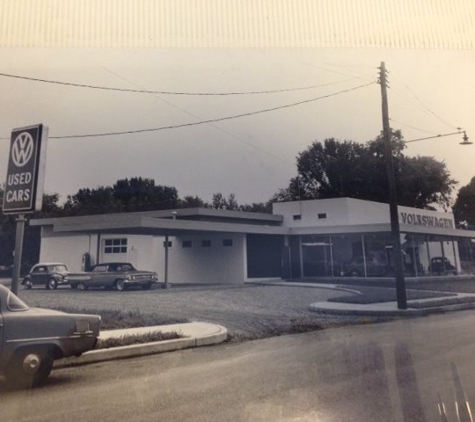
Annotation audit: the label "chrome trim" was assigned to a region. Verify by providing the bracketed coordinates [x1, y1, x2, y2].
[6, 334, 94, 343]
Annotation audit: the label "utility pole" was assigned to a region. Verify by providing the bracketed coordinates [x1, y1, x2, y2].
[379, 61, 407, 310]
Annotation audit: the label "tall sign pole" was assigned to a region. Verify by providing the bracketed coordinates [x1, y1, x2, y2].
[3, 124, 48, 295]
[379, 62, 407, 310]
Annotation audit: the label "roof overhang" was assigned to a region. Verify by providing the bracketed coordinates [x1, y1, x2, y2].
[34, 214, 288, 236]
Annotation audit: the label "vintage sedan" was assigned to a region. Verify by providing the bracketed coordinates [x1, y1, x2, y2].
[22, 263, 70, 290]
[70, 262, 159, 291]
[0, 285, 100, 387]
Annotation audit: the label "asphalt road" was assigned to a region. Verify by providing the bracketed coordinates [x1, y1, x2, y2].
[12, 284, 369, 339]
[3, 309, 475, 421]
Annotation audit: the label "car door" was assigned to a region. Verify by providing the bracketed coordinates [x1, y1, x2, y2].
[90, 265, 110, 287]
[31, 266, 48, 286]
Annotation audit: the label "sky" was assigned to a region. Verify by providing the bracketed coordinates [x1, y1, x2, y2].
[0, 47, 474, 206]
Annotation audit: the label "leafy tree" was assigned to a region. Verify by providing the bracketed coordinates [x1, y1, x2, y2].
[178, 195, 206, 208]
[273, 131, 457, 210]
[453, 177, 475, 228]
[63, 186, 118, 216]
[112, 177, 178, 212]
[63, 178, 179, 215]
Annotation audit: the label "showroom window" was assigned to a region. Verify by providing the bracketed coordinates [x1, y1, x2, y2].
[104, 238, 128, 254]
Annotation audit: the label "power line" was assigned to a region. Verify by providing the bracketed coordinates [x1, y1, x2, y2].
[390, 73, 460, 130]
[36, 82, 373, 139]
[389, 118, 438, 135]
[101, 66, 294, 167]
[0, 71, 361, 96]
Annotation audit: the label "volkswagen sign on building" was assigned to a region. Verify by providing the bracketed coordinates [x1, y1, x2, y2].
[3, 124, 48, 214]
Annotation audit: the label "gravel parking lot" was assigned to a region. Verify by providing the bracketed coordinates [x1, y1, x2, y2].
[14, 284, 381, 340]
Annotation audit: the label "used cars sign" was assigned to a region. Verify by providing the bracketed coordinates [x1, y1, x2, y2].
[3, 124, 48, 214]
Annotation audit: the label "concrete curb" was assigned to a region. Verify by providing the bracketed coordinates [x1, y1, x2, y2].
[54, 322, 228, 368]
[309, 297, 475, 317]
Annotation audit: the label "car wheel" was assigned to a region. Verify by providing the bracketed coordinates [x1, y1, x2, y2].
[46, 278, 57, 290]
[23, 279, 33, 289]
[349, 268, 361, 277]
[70, 283, 78, 290]
[77, 282, 88, 291]
[5, 349, 54, 388]
[115, 280, 126, 292]
[142, 283, 152, 290]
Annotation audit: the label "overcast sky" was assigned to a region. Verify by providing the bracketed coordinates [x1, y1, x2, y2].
[1, 47, 474, 206]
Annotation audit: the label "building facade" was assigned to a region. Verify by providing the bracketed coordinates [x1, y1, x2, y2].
[31, 198, 475, 283]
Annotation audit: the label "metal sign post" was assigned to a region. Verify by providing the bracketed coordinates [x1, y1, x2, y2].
[3, 124, 48, 295]
[11, 214, 26, 295]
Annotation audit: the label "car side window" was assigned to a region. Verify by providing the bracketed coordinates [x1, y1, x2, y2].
[34, 266, 46, 273]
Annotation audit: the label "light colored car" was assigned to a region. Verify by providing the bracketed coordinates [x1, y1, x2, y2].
[22, 263, 70, 290]
[0, 284, 100, 387]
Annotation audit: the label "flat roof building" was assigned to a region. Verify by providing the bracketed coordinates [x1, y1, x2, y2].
[31, 198, 475, 284]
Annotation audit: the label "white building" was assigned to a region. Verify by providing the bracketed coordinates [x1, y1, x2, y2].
[31, 198, 475, 283]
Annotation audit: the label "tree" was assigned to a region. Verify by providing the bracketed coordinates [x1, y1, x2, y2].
[63, 178, 179, 215]
[112, 177, 179, 212]
[63, 186, 118, 216]
[453, 176, 475, 227]
[178, 195, 206, 208]
[273, 132, 457, 210]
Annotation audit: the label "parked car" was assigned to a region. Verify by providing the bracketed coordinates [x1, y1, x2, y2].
[429, 256, 457, 275]
[341, 256, 389, 277]
[70, 262, 159, 291]
[0, 284, 100, 387]
[22, 263, 70, 290]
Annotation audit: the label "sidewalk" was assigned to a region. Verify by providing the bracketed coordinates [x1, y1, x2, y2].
[55, 322, 228, 368]
[248, 279, 475, 316]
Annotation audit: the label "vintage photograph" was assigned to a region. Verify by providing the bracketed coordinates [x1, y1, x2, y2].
[1, 1, 475, 421]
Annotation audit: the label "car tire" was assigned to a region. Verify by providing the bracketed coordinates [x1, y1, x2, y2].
[23, 279, 33, 290]
[46, 278, 57, 290]
[115, 280, 126, 292]
[77, 282, 88, 291]
[5, 349, 54, 388]
[70, 283, 78, 290]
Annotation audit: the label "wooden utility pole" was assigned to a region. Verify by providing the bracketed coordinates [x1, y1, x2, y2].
[379, 61, 407, 309]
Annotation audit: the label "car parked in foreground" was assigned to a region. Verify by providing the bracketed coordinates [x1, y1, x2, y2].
[0, 284, 100, 387]
[22, 263, 70, 290]
[70, 262, 159, 291]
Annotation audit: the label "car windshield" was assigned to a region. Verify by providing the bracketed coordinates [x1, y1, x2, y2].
[7, 291, 30, 311]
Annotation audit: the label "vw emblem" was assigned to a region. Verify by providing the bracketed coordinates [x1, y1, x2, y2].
[12, 132, 34, 167]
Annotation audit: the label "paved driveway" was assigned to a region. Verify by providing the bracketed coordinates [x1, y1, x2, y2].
[16, 284, 367, 340]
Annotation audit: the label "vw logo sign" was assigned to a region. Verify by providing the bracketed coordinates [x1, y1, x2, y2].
[12, 132, 34, 167]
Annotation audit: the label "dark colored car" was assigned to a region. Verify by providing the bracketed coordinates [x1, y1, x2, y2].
[0, 285, 100, 387]
[22, 263, 70, 290]
[342, 256, 389, 277]
[70, 262, 159, 291]
[429, 256, 457, 275]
